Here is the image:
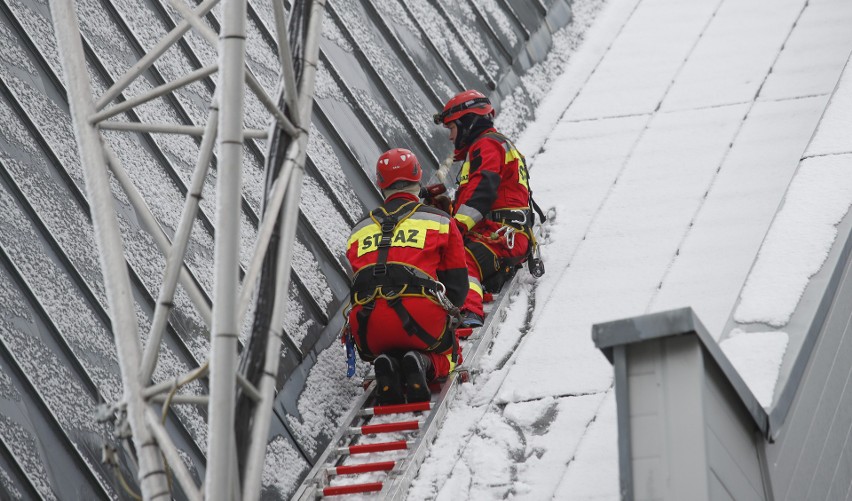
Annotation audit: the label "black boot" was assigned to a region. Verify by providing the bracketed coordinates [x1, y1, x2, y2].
[402, 351, 434, 403]
[459, 310, 484, 328]
[374, 354, 404, 405]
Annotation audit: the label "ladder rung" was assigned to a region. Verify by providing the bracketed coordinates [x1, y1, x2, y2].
[361, 401, 432, 416]
[322, 482, 383, 496]
[327, 461, 396, 476]
[338, 440, 410, 455]
[349, 420, 421, 435]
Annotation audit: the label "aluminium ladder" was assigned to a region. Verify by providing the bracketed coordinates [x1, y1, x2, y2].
[292, 287, 515, 500]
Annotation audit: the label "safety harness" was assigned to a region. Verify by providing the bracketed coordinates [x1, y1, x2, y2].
[476, 132, 546, 278]
[348, 202, 458, 361]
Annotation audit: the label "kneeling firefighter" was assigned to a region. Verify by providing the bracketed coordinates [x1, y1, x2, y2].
[344, 148, 469, 404]
[432, 90, 546, 328]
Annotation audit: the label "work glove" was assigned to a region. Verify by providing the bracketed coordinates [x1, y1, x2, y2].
[430, 194, 453, 214]
[420, 183, 447, 200]
[421, 183, 453, 214]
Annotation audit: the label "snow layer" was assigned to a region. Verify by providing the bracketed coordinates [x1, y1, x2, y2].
[261, 435, 309, 499]
[650, 96, 826, 338]
[413, 0, 852, 498]
[721, 329, 789, 407]
[806, 56, 852, 157]
[285, 343, 369, 457]
[496, 0, 608, 141]
[735, 155, 852, 327]
[4, 0, 850, 495]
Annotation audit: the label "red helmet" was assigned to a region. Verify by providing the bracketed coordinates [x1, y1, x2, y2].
[375, 148, 422, 190]
[433, 90, 494, 125]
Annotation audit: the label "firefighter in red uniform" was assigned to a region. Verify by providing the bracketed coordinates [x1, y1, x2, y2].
[345, 148, 468, 405]
[432, 90, 543, 327]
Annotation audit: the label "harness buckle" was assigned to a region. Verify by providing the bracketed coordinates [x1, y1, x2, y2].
[510, 209, 529, 226]
[372, 263, 387, 276]
[491, 209, 529, 227]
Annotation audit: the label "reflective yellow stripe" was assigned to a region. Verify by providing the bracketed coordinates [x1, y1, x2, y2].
[447, 353, 456, 372]
[459, 159, 471, 186]
[506, 148, 529, 189]
[455, 213, 476, 231]
[348, 218, 449, 257]
[468, 277, 483, 297]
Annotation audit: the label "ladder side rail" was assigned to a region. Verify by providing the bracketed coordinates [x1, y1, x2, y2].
[382, 215, 541, 497]
[291, 381, 378, 501]
[380, 282, 518, 498]
[382, 372, 464, 500]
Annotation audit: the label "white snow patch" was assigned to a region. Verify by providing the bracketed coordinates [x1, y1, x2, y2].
[507, 394, 607, 499]
[286, 343, 369, 457]
[262, 435, 309, 499]
[720, 329, 788, 408]
[552, 391, 620, 500]
[496, 0, 609, 141]
[805, 59, 852, 157]
[735, 155, 852, 327]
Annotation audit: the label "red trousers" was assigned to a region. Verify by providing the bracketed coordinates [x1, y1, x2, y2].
[463, 232, 530, 317]
[349, 296, 457, 379]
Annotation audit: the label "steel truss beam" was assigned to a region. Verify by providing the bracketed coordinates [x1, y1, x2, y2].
[48, 0, 325, 497]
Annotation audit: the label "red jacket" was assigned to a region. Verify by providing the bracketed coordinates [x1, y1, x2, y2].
[346, 192, 468, 307]
[452, 128, 531, 236]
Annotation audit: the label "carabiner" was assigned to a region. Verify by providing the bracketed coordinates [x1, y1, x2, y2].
[494, 225, 516, 249]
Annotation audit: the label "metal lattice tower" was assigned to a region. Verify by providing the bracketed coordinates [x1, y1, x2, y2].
[47, 0, 325, 497]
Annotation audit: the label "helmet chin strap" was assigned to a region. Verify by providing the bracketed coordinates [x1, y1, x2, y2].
[454, 115, 491, 150]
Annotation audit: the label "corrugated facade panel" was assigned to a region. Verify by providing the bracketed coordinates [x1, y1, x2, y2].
[661, 337, 710, 499]
[766, 251, 852, 501]
[805, 306, 852, 501]
[0, 0, 577, 496]
[707, 435, 762, 501]
[827, 432, 852, 500]
[598, 312, 771, 501]
[708, 470, 737, 501]
[626, 337, 712, 501]
[703, 359, 765, 501]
